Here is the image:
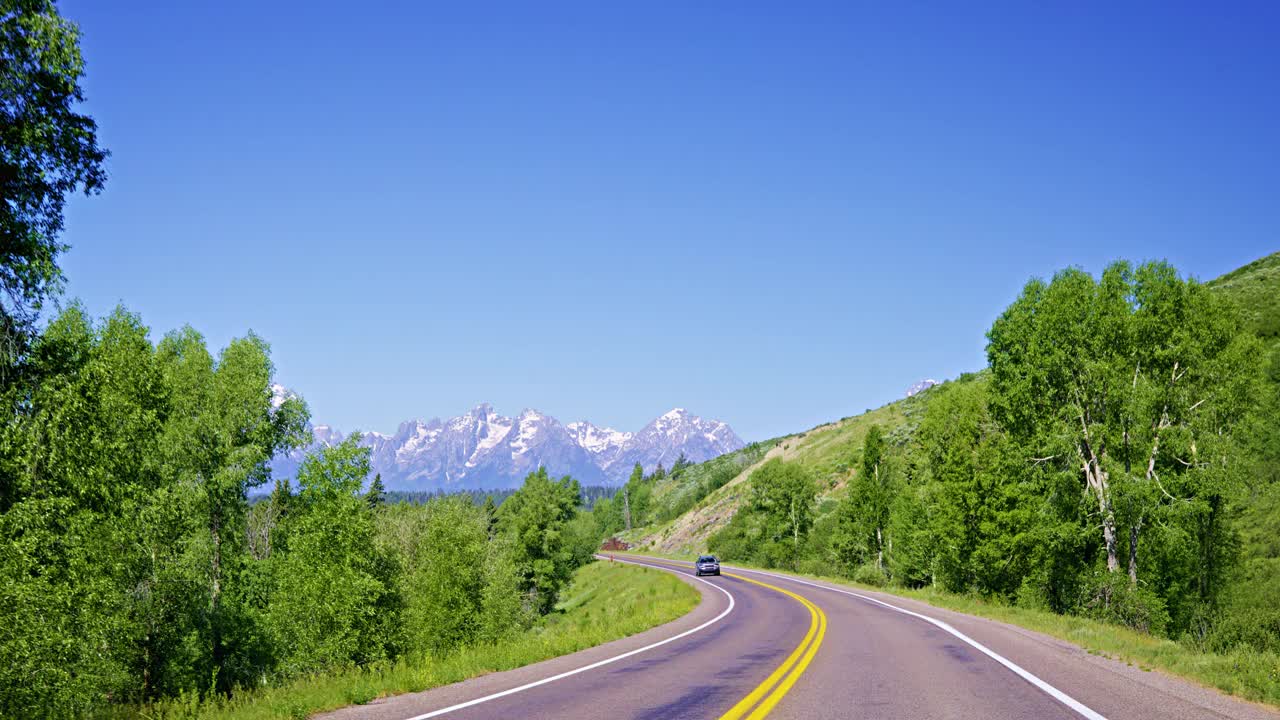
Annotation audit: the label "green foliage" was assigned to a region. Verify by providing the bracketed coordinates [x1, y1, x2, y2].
[986, 260, 1262, 622]
[134, 561, 698, 720]
[268, 439, 397, 675]
[1077, 571, 1171, 636]
[365, 473, 386, 509]
[708, 459, 816, 570]
[497, 467, 583, 614]
[833, 425, 896, 571]
[0, 0, 108, 346]
[0, 305, 309, 716]
[375, 495, 526, 656]
[851, 562, 888, 587]
[703, 256, 1275, 656]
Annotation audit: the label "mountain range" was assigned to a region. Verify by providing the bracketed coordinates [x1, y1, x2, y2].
[270, 391, 745, 491]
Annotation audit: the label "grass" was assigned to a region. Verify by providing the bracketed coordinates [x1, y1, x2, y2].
[116, 561, 699, 720]
[1208, 251, 1280, 342]
[618, 551, 1280, 709]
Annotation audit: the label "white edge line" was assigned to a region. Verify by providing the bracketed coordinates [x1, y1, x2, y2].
[402, 556, 735, 720]
[722, 564, 1108, 720]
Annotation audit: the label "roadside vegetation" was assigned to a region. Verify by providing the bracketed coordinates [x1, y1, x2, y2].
[617, 253, 1280, 706]
[105, 561, 697, 720]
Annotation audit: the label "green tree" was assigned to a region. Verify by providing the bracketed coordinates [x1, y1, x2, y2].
[269, 438, 397, 674]
[497, 467, 583, 614]
[0, 307, 154, 715]
[747, 459, 817, 570]
[1, 0, 108, 376]
[366, 472, 386, 509]
[481, 494, 499, 537]
[987, 261, 1262, 626]
[836, 426, 897, 572]
[375, 497, 510, 655]
[156, 327, 308, 691]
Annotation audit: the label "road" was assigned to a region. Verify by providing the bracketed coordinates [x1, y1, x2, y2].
[319, 556, 1280, 720]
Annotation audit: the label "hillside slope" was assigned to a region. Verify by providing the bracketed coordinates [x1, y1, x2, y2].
[629, 387, 937, 554]
[634, 251, 1280, 559]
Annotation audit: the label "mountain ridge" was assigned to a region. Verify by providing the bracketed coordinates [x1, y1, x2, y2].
[271, 400, 745, 491]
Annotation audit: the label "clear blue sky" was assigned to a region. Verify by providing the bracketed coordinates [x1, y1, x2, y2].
[58, 1, 1278, 441]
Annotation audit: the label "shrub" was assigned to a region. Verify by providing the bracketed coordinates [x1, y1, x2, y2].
[852, 563, 888, 587]
[1202, 608, 1280, 654]
[1077, 572, 1170, 636]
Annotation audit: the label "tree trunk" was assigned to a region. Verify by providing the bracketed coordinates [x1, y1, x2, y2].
[1128, 517, 1142, 584]
[211, 508, 222, 609]
[875, 526, 884, 571]
[791, 500, 801, 570]
[1082, 451, 1120, 572]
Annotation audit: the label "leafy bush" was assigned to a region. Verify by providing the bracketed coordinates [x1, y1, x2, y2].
[1202, 608, 1280, 654]
[852, 562, 888, 588]
[1077, 572, 1171, 636]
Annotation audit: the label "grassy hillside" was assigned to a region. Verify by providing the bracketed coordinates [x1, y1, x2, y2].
[1208, 251, 1280, 343]
[628, 384, 943, 554]
[633, 252, 1279, 559]
[1209, 252, 1280, 618]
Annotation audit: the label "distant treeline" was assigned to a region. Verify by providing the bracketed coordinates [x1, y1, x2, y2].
[381, 484, 618, 509]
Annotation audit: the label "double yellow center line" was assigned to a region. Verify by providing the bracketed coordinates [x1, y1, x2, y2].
[717, 572, 827, 720]
[635, 557, 827, 719]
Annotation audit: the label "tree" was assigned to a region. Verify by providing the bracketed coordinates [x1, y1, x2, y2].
[747, 459, 817, 570]
[155, 328, 309, 691]
[269, 438, 396, 674]
[0, 306, 161, 714]
[672, 452, 691, 475]
[366, 473, 386, 509]
[622, 462, 646, 529]
[497, 467, 582, 614]
[1, 0, 108, 376]
[987, 261, 1262, 601]
[481, 494, 498, 537]
[837, 426, 897, 572]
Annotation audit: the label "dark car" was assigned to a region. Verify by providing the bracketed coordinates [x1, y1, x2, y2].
[695, 555, 720, 576]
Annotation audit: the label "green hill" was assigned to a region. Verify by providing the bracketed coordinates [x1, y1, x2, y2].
[627, 383, 941, 554]
[631, 252, 1279, 558]
[1209, 252, 1280, 614]
[1207, 251, 1280, 344]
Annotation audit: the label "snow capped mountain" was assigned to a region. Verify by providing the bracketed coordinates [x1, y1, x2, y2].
[906, 379, 939, 397]
[566, 421, 632, 461]
[271, 404, 745, 491]
[605, 408, 742, 481]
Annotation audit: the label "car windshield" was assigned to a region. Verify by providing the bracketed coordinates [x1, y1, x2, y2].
[698, 556, 716, 563]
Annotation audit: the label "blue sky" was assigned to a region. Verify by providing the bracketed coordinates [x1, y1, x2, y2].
[58, 1, 1278, 441]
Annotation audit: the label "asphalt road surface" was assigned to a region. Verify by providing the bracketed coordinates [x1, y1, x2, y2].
[319, 555, 1280, 720]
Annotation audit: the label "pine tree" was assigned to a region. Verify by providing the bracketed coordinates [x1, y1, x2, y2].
[482, 495, 498, 537]
[366, 473, 386, 509]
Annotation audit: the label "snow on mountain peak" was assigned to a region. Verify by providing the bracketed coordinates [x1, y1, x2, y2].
[273, 405, 744, 491]
[567, 420, 632, 456]
[906, 379, 939, 397]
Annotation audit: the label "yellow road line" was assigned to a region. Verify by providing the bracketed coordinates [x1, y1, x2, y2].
[625, 556, 826, 719]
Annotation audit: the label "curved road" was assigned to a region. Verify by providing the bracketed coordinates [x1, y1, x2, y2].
[320, 556, 1280, 720]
